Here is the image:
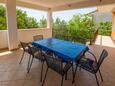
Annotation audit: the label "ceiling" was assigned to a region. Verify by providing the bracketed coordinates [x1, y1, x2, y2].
[1, 0, 115, 11]
[19, 0, 87, 8]
[17, 0, 115, 11]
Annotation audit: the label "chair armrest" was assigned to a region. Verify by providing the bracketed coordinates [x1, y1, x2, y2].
[87, 50, 98, 63]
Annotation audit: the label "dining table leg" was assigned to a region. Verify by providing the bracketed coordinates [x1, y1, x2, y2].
[72, 63, 78, 83]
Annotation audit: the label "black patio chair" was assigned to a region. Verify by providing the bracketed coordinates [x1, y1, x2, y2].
[74, 49, 108, 86]
[42, 53, 73, 86]
[19, 41, 31, 64]
[19, 41, 39, 72]
[33, 35, 43, 41]
[27, 45, 45, 82]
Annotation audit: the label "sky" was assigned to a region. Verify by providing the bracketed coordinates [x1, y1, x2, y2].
[0, 3, 97, 22]
[53, 7, 97, 21]
[18, 6, 97, 22]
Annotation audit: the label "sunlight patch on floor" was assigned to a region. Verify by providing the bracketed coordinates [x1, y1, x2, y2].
[95, 35, 115, 48]
[0, 51, 12, 56]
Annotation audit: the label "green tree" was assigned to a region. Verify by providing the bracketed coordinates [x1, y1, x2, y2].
[99, 21, 112, 36]
[53, 14, 97, 44]
[53, 18, 68, 38]
[39, 16, 47, 28]
[99, 22, 112, 30]
[17, 9, 39, 29]
[68, 14, 96, 39]
[16, 9, 28, 29]
[26, 17, 39, 28]
[0, 6, 6, 30]
[0, 6, 39, 30]
[53, 18, 61, 29]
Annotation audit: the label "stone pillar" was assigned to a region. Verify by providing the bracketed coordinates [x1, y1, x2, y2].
[47, 10, 53, 37]
[47, 10, 53, 29]
[6, 0, 18, 50]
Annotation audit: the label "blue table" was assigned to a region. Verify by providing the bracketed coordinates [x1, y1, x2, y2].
[32, 38, 88, 62]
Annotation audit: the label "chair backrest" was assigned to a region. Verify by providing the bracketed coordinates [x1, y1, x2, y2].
[44, 53, 61, 68]
[33, 35, 43, 41]
[27, 45, 35, 56]
[27, 45, 41, 57]
[97, 49, 108, 70]
[44, 53, 72, 75]
[20, 41, 29, 51]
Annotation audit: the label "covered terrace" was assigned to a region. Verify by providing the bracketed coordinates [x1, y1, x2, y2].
[0, 0, 115, 50]
[0, 0, 115, 86]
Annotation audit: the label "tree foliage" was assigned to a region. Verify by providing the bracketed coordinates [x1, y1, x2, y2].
[98, 21, 112, 36]
[17, 9, 40, 29]
[99, 22, 112, 30]
[53, 18, 68, 38]
[53, 14, 112, 44]
[0, 5, 112, 40]
[53, 14, 96, 42]
[0, 6, 6, 30]
[0, 6, 41, 30]
[68, 14, 96, 39]
[39, 16, 47, 28]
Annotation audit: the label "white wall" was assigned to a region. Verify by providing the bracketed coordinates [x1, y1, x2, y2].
[93, 13, 112, 23]
[0, 30, 8, 49]
[0, 28, 52, 49]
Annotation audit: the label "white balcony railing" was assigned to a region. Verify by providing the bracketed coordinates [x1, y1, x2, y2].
[0, 28, 52, 49]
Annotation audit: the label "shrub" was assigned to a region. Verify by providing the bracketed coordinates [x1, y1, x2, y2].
[98, 22, 112, 36]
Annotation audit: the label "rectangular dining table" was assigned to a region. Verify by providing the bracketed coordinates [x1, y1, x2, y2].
[32, 38, 89, 62]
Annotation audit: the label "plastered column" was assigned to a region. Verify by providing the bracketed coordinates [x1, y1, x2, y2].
[6, 0, 18, 50]
[47, 10, 53, 37]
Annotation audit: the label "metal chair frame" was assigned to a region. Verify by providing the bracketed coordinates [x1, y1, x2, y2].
[73, 49, 108, 86]
[42, 54, 73, 86]
[19, 41, 32, 65]
[27, 45, 45, 82]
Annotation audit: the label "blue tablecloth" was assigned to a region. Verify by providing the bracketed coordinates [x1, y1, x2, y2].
[32, 38, 88, 62]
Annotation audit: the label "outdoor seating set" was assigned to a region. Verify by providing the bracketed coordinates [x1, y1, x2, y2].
[19, 35, 108, 86]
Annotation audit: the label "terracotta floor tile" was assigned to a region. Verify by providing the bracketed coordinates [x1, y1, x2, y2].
[0, 71, 26, 81]
[1, 80, 24, 86]
[23, 79, 41, 86]
[0, 38, 115, 86]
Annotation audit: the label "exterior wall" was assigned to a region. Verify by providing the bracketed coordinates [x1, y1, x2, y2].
[92, 5, 113, 24]
[97, 4, 115, 13]
[0, 28, 52, 49]
[111, 12, 115, 40]
[93, 12, 112, 23]
[99, 5, 115, 40]
[97, 4, 115, 40]
[0, 30, 8, 49]
[111, 32, 115, 40]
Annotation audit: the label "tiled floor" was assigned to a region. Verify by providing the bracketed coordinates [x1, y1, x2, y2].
[0, 37, 115, 86]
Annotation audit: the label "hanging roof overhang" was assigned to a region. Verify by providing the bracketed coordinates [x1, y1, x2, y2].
[1, 0, 115, 11]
